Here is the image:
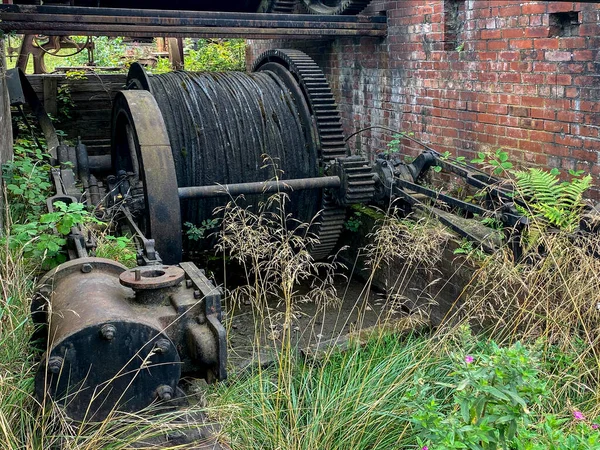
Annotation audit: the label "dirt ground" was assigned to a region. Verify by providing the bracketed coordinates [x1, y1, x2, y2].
[225, 276, 401, 370]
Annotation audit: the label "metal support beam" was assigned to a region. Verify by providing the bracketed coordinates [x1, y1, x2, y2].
[0, 5, 387, 39]
[178, 176, 342, 200]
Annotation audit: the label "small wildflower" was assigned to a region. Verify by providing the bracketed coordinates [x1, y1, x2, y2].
[421, 446, 429, 450]
[465, 355, 474, 364]
[592, 423, 599, 430]
[573, 411, 585, 421]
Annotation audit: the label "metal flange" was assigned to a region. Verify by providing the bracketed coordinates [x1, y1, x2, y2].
[111, 90, 183, 264]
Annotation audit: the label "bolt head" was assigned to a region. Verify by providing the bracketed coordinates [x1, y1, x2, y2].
[100, 324, 117, 341]
[156, 385, 174, 402]
[81, 263, 93, 274]
[194, 290, 201, 299]
[47, 356, 63, 374]
[186, 279, 193, 288]
[154, 338, 171, 354]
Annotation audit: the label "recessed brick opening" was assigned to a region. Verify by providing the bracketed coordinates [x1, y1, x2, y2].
[443, 0, 466, 51]
[548, 11, 580, 38]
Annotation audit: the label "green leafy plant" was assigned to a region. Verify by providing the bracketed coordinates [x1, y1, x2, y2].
[95, 235, 138, 268]
[56, 84, 75, 123]
[410, 341, 548, 449]
[385, 132, 414, 156]
[345, 211, 363, 232]
[2, 140, 52, 222]
[513, 168, 592, 232]
[185, 219, 220, 242]
[6, 201, 97, 267]
[471, 149, 513, 176]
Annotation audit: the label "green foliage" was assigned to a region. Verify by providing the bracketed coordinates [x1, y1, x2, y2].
[344, 211, 362, 232]
[185, 219, 220, 242]
[471, 149, 513, 176]
[56, 84, 75, 123]
[6, 201, 97, 267]
[385, 132, 414, 156]
[513, 168, 592, 232]
[2, 140, 52, 222]
[411, 341, 547, 449]
[409, 336, 600, 450]
[183, 39, 246, 72]
[95, 235, 138, 268]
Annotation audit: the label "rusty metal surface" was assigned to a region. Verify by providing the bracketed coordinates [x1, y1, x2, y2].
[253, 49, 349, 259]
[177, 176, 341, 200]
[120, 265, 185, 290]
[34, 258, 181, 421]
[0, 5, 387, 38]
[34, 257, 227, 420]
[111, 90, 183, 265]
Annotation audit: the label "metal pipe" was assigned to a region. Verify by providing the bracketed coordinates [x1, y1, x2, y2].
[178, 176, 341, 200]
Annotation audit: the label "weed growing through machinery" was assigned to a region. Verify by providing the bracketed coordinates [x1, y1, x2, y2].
[2, 129, 600, 449]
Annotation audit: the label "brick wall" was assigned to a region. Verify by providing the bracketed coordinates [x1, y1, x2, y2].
[248, 0, 600, 198]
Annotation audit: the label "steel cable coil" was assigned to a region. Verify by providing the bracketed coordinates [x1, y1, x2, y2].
[144, 69, 320, 231]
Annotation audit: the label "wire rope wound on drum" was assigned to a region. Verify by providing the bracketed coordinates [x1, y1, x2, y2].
[114, 50, 368, 262]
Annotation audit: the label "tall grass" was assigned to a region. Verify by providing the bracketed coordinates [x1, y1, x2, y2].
[0, 195, 222, 449]
[209, 192, 600, 449]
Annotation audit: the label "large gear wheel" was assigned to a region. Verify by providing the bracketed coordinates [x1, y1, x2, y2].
[299, 0, 372, 15]
[253, 49, 349, 259]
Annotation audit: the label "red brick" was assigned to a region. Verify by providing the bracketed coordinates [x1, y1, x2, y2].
[534, 38, 559, 50]
[503, 28, 525, 39]
[522, 3, 547, 14]
[545, 51, 573, 62]
[573, 50, 594, 61]
[488, 40, 508, 51]
[525, 27, 550, 38]
[478, 113, 498, 124]
[548, 2, 577, 13]
[510, 39, 534, 50]
[481, 29, 502, 40]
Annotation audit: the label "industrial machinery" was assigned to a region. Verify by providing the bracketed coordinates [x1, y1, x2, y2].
[15, 49, 376, 421]
[10, 48, 532, 421]
[9, 0, 373, 15]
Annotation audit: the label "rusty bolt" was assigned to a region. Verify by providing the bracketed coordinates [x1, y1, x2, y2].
[154, 339, 171, 354]
[186, 279, 193, 288]
[47, 356, 64, 374]
[194, 290, 201, 299]
[156, 385, 174, 402]
[100, 324, 117, 341]
[81, 263, 93, 274]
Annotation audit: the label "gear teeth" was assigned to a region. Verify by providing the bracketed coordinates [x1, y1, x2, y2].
[299, 0, 372, 15]
[330, 156, 376, 206]
[264, 0, 297, 13]
[253, 49, 351, 259]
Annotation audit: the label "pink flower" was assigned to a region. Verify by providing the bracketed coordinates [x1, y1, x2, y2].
[465, 355, 474, 364]
[573, 411, 585, 421]
[421, 447, 429, 450]
[592, 423, 599, 430]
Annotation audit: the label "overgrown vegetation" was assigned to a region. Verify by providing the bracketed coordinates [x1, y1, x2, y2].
[5, 36, 245, 73]
[2, 110, 600, 450]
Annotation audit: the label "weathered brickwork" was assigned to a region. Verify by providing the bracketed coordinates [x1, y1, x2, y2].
[249, 1, 600, 198]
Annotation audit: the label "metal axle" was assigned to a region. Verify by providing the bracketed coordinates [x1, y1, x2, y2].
[177, 176, 341, 200]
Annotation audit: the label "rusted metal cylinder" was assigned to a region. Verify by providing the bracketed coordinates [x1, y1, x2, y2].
[33, 258, 181, 422]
